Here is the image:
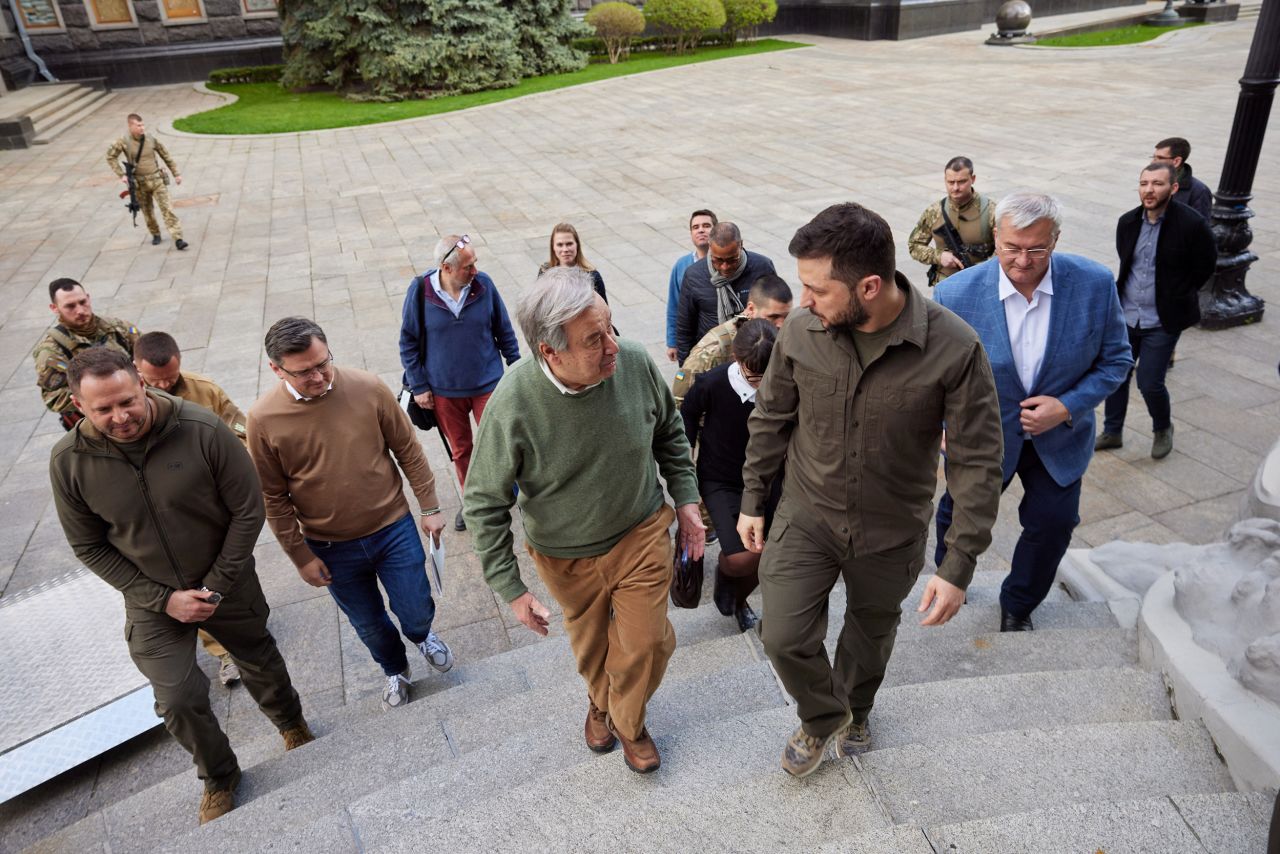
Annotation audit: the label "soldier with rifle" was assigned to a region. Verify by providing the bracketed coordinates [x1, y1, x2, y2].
[105, 113, 188, 250]
[908, 156, 996, 286]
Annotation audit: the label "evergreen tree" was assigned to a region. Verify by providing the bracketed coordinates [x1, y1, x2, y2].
[507, 0, 590, 77]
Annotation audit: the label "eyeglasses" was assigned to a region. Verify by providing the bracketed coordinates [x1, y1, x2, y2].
[996, 244, 1052, 259]
[278, 351, 334, 379]
[441, 234, 471, 266]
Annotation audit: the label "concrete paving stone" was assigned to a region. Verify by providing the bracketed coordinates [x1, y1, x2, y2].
[20, 809, 110, 854]
[1075, 509, 1162, 547]
[1165, 427, 1268, 484]
[0, 758, 99, 853]
[827, 599, 1114, 648]
[1153, 493, 1242, 546]
[861, 720, 1234, 828]
[928, 796, 1206, 853]
[1169, 790, 1277, 854]
[809, 825, 936, 853]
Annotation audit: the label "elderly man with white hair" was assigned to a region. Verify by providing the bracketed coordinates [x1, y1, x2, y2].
[400, 233, 521, 532]
[463, 265, 705, 774]
[934, 192, 1132, 632]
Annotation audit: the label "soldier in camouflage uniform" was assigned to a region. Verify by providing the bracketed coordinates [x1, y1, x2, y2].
[106, 113, 188, 250]
[907, 156, 996, 286]
[34, 278, 140, 430]
[673, 273, 793, 406]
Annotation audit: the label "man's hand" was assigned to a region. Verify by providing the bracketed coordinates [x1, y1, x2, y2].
[737, 513, 766, 554]
[675, 503, 706, 561]
[666, 347, 678, 363]
[510, 591, 551, 636]
[297, 557, 332, 587]
[1019, 395, 1070, 437]
[175, 175, 183, 185]
[420, 512, 445, 545]
[165, 588, 219, 623]
[917, 575, 965, 626]
[413, 391, 434, 409]
[939, 250, 965, 271]
[120, 175, 128, 184]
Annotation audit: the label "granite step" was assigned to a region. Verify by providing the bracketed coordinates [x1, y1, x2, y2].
[32, 91, 116, 145]
[927, 790, 1277, 853]
[861, 720, 1235, 828]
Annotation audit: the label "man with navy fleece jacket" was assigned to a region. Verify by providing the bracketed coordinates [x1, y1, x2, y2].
[400, 234, 520, 531]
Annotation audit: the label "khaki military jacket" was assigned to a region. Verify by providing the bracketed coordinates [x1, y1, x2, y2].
[106, 134, 180, 181]
[907, 192, 996, 284]
[672, 314, 747, 405]
[33, 315, 139, 415]
[170, 371, 248, 445]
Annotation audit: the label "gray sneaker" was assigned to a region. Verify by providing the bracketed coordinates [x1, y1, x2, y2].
[833, 719, 871, 757]
[382, 668, 411, 708]
[217, 654, 241, 687]
[418, 631, 454, 673]
[1095, 432, 1123, 451]
[781, 711, 851, 778]
[1151, 427, 1174, 460]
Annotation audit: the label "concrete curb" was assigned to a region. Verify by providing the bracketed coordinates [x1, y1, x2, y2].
[1057, 548, 1144, 629]
[1138, 571, 1280, 791]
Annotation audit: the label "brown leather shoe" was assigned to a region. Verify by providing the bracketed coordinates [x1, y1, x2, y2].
[281, 720, 315, 751]
[608, 717, 660, 774]
[198, 768, 241, 825]
[585, 702, 616, 753]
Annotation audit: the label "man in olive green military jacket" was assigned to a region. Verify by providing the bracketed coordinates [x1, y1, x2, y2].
[106, 112, 188, 249]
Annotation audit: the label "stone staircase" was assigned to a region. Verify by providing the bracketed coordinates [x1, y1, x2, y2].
[24, 569, 1274, 853]
[0, 82, 114, 149]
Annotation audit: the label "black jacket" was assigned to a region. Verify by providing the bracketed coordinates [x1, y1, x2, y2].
[1174, 163, 1214, 221]
[675, 250, 776, 363]
[1115, 200, 1217, 333]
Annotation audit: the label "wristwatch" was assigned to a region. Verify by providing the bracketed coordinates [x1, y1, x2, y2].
[199, 586, 223, 606]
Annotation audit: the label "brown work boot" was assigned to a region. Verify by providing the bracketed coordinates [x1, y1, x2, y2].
[608, 716, 660, 774]
[781, 711, 851, 778]
[585, 702, 616, 753]
[281, 720, 315, 751]
[198, 768, 241, 825]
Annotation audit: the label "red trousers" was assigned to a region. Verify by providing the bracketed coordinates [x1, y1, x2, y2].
[433, 392, 491, 487]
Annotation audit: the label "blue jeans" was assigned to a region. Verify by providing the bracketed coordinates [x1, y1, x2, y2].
[304, 513, 435, 676]
[935, 441, 1082, 620]
[1103, 324, 1180, 434]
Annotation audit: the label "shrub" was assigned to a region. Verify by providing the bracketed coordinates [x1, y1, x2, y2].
[209, 65, 284, 84]
[570, 32, 727, 55]
[645, 0, 726, 54]
[511, 0, 590, 76]
[585, 2, 645, 63]
[721, 0, 776, 43]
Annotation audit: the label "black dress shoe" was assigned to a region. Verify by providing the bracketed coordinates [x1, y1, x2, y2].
[175, 239, 189, 251]
[454, 510, 466, 532]
[734, 602, 758, 633]
[1000, 609, 1034, 632]
[151, 234, 162, 245]
[712, 566, 734, 616]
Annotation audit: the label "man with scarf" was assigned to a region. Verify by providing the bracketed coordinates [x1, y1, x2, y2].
[674, 222, 776, 364]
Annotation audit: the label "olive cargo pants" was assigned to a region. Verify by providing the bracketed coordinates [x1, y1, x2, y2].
[527, 505, 677, 742]
[125, 570, 303, 789]
[758, 504, 925, 739]
[136, 174, 183, 240]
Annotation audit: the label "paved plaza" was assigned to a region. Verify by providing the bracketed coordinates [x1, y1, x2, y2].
[0, 8, 1277, 847]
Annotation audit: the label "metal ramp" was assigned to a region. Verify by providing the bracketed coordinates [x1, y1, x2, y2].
[0, 569, 160, 803]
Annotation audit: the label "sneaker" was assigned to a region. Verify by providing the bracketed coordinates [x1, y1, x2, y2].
[781, 711, 851, 778]
[281, 720, 315, 750]
[418, 630, 454, 673]
[217, 654, 241, 687]
[833, 719, 871, 757]
[1151, 426, 1174, 460]
[1094, 432, 1123, 451]
[382, 668, 411, 708]
[198, 768, 241, 824]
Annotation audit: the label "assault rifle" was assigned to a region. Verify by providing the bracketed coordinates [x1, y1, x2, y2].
[927, 196, 994, 286]
[120, 161, 141, 227]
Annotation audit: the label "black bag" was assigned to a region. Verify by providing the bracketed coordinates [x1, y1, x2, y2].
[669, 546, 705, 609]
[404, 392, 437, 431]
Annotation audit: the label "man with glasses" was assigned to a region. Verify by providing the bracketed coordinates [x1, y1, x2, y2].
[1152, 137, 1213, 220]
[666, 209, 717, 362]
[248, 317, 454, 710]
[934, 192, 1132, 632]
[674, 222, 776, 364]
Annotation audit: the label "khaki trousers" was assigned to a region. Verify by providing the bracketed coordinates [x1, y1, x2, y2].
[125, 569, 302, 789]
[198, 629, 227, 658]
[136, 175, 183, 240]
[758, 503, 925, 739]
[527, 505, 677, 741]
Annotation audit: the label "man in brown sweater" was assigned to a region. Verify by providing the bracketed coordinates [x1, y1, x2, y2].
[247, 317, 452, 709]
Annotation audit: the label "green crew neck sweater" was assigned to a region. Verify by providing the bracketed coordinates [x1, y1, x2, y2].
[464, 338, 699, 603]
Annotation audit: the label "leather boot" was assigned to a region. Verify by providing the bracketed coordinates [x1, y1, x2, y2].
[608, 716, 660, 773]
[712, 564, 735, 616]
[585, 702, 615, 753]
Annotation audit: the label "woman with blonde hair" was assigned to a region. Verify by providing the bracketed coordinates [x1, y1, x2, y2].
[539, 222, 608, 303]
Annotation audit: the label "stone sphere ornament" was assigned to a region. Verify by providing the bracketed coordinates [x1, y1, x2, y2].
[995, 0, 1033, 36]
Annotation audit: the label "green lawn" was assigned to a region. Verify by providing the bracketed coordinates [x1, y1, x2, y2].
[174, 39, 808, 135]
[1035, 21, 1204, 47]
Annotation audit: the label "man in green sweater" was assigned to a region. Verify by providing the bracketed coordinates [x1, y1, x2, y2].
[464, 266, 704, 774]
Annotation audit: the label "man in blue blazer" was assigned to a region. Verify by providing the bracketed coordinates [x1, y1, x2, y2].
[933, 192, 1133, 631]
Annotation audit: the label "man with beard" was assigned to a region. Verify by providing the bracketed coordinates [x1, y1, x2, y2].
[737, 202, 1005, 777]
[1095, 162, 1216, 459]
[674, 222, 776, 364]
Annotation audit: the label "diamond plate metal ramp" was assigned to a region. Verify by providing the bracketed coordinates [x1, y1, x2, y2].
[0, 570, 159, 803]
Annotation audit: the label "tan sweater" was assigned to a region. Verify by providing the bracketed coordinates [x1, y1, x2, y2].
[247, 366, 439, 567]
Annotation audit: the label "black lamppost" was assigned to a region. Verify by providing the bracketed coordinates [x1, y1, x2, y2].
[1200, 0, 1278, 329]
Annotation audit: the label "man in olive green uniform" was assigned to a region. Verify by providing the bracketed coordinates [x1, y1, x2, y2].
[907, 156, 995, 286]
[106, 113, 188, 250]
[738, 202, 1004, 778]
[671, 273, 793, 406]
[135, 330, 248, 688]
[49, 347, 312, 825]
[33, 278, 139, 431]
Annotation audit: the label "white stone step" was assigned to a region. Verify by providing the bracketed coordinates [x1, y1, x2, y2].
[32, 91, 116, 145]
[28, 86, 96, 130]
[928, 790, 1276, 853]
[0, 83, 80, 121]
[860, 720, 1235, 828]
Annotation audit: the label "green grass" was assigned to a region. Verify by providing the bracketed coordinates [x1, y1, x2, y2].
[174, 39, 809, 135]
[1035, 21, 1204, 47]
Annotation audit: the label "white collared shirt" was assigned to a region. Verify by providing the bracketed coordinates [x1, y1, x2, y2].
[430, 270, 471, 319]
[285, 379, 333, 401]
[998, 264, 1054, 393]
[538, 358, 602, 395]
[727, 362, 758, 403]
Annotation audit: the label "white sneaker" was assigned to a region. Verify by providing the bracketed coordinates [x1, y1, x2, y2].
[417, 631, 454, 673]
[382, 668, 411, 708]
[217, 654, 241, 687]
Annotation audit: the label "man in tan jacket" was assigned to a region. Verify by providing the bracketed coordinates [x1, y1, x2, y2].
[105, 112, 188, 250]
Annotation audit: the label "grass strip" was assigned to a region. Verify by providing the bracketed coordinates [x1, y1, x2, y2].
[1035, 21, 1205, 47]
